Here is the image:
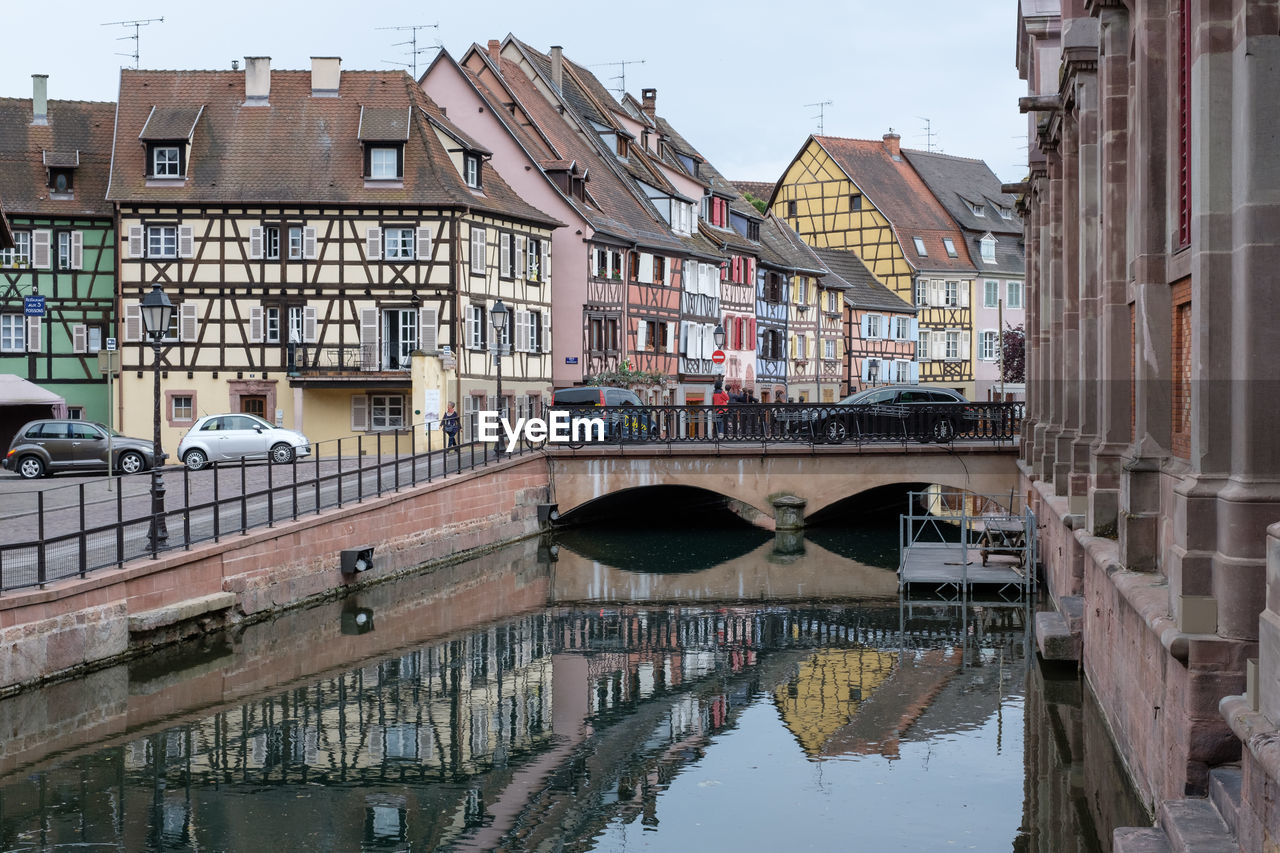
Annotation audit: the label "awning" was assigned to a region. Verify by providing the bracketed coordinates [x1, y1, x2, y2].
[0, 375, 68, 417]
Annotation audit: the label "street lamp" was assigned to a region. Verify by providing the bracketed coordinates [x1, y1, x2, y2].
[712, 323, 725, 349]
[490, 299, 509, 434]
[867, 358, 880, 388]
[139, 282, 173, 554]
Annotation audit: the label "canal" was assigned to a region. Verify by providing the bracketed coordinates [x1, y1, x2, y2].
[0, 497, 1147, 851]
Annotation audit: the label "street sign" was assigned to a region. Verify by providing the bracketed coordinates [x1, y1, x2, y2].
[711, 349, 726, 365]
[23, 295, 45, 317]
[106, 337, 117, 351]
[565, 357, 579, 365]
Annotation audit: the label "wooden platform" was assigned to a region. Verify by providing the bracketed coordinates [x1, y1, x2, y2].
[899, 542, 1029, 591]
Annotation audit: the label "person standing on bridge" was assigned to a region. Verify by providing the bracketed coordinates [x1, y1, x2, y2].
[712, 381, 729, 439]
[442, 402, 461, 448]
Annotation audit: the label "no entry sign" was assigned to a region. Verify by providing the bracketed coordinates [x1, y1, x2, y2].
[711, 349, 726, 364]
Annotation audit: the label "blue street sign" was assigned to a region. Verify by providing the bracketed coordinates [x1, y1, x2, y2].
[565, 357, 579, 365]
[23, 295, 45, 317]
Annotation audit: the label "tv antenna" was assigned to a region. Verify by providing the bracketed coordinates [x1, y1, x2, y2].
[101, 18, 164, 69]
[589, 59, 646, 96]
[805, 100, 832, 135]
[917, 117, 939, 152]
[377, 23, 439, 78]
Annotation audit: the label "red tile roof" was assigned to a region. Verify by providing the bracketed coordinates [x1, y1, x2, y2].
[0, 98, 116, 217]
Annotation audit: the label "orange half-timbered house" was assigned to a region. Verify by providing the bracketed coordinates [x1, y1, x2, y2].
[108, 58, 559, 450]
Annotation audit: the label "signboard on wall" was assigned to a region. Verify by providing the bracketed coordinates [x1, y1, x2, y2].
[422, 388, 441, 427]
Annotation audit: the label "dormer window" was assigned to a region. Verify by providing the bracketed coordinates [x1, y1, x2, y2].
[49, 168, 74, 194]
[912, 237, 927, 256]
[358, 106, 411, 183]
[139, 105, 202, 181]
[966, 199, 985, 217]
[981, 235, 997, 262]
[367, 146, 402, 180]
[465, 154, 481, 189]
[943, 238, 958, 258]
[144, 142, 187, 178]
[43, 151, 79, 197]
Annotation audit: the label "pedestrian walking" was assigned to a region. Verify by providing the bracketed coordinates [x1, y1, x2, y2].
[442, 402, 461, 448]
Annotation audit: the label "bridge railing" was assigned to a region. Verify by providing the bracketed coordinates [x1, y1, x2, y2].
[0, 422, 537, 594]
[545, 401, 1024, 446]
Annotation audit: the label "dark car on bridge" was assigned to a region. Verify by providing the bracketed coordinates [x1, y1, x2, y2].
[550, 387, 655, 444]
[3, 419, 158, 479]
[816, 385, 977, 444]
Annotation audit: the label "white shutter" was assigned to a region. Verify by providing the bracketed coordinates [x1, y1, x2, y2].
[960, 330, 972, 360]
[860, 358, 870, 383]
[666, 321, 677, 353]
[351, 395, 370, 431]
[303, 227, 318, 259]
[662, 257, 671, 287]
[249, 227, 263, 259]
[416, 226, 432, 261]
[542, 312, 552, 353]
[250, 307, 264, 343]
[910, 362, 920, 383]
[360, 308, 379, 370]
[366, 227, 382, 261]
[72, 324, 87, 353]
[860, 315, 869, 338]
[927, 280, 940, 307]
[70, 231, 83, 270]
[465, 307, 478, 350]
[542, 240, 551, 282]
[516, 235, 526, 277]
[591, 248, 600, 277]
[639, 253, 654, 283]
[932, 330, 946, 358]
[909, 318, 919, 339]
[500, 234, 511, 277]
[124, 303, 141, 342]
[706, 323, 718, 359]
[32, 230, 51, 269]
[304, 306, 318, 343]
[420, 307, 438, 352]
[514, 310, 528, 352]
[636, 320, 647, 351]
[25, 316, 41, 352]
[959, 282, 970, 307]
[683, 260, 695, 293]
[178, 225, 194, 259]
[128, 226, 144, 259]
[180, 302, 198, 341]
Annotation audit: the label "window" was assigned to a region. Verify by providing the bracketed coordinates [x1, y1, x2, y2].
[827, 290, 839, 313]
[981, 236, 996, 262]
[984, 280, 1000, 308]
[850, 194, 861, 211]
[912, 237, 927, 256]
[588, 315, 604, 352]
[265, 307, 281, 343]
[943, 238, 957, 258]
[172, 395, 193, 421]
[823, 338, 836, 360]
[263, 226, 280, 260]
[288, 306, 305, 343]
[527, 238, 542, 282]
[787, 200, 797, 217]
[385, 227, 414, 260]
[610, 251, 623, 280]
[369, 146, 401, 179]
[917, 330, 929, 360]
[891, 317, 910, 340]
[66, 406, 85, 420]
[152, 146, 181, 177]
[980, 330, 999, 361]
[1007, 280, 1023, 310]
[915, 278, 928, 307]
[49, 168, 74, 195]
[466, 304, 487, 350]
[945, 280, 959, 307]
[56, 231, 72, 269]
[469, 227, 486, 275]
[0, 315, 24, 352]
[288, 226, 304, 260]
[945, 330, 961, 360]
[371, 395, 405, 430]
[464, 154, 480, 188]
[653, 256, 665, 284]
[525, 310, 542, 352]
[866, 314, 882, 338]
[147, 226, 178, 258]
[1, 231, 32, 268]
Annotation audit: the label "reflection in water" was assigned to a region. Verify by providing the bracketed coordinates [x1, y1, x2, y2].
[0, 531, 1143, 852]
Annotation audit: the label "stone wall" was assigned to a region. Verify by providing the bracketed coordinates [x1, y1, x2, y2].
[0, 455, 550, 695]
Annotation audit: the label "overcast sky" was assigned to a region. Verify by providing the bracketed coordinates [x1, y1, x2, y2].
[3, 0, 1028, 184]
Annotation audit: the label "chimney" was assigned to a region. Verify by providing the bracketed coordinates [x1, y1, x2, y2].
[641, 88, 656, 118]
[311, 56, 341, 97]
[487, 40, 501, 63]
[883, 131, 902, 160]
[550, 45, 563, 92]
[244, 56, 271, 106]
[31, 75, 48, 126]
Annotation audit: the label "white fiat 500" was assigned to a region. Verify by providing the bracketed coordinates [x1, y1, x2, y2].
[178, 414, 311, 470]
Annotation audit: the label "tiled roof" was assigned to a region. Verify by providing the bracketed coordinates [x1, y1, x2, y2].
[759, 213, 827, 276]
[107, 67, 558, 227]
[357, 107, 410, 141]
[813, 247, 917, 314]
[901, 148, 1023, 236]
[139, 105, 202, 140]
[813, 135, 976, 274]
[0, 97, 115, 217]
[733, 180, 776, 204]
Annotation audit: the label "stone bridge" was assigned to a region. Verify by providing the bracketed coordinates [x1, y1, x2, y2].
[546, 442, 1021, 527]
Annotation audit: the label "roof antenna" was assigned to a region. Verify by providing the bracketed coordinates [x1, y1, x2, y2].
[377, 23, 440, 79]
[101, 18, 164, 69]
[917, 117, 938, 152]
[805, 100, 832, 135]
[588, 59, 646, 97]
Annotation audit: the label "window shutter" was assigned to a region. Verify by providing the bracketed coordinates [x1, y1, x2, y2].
[250, 306, 264, 343]
[72, 324, 87, 353]
[500, 235, 511, 277]
[366, 227, 382, 261]
[180, 302, 198, 341]
[360, 308, 379, 370]
[303, 227, 318, 259]
[860, 358, 870, 383]
[515, 310, 528, 352]
[636, 252, 653, 284]
[178, 225, 195, 258]
[465, 307, 478, 351]
[124, 302, 141, 342]
[420, 307, 438, 352]
[590, 249, 600, 277]
[32, 230, 51, 269]
[128, 226, 144, 259]
[932, 330, 946, 358]
[515, 235, 526, 277]
[542, 312, 552, 353]
[25, 316, 41, 352]
[636, 320, 647, 351]
[542, 240, 551, 282]
[960, 330, 971, 359]
[70, 231, 83, 269]
[959, 282, 970, 308]
[351, 395, 370, 431]
[679, 322, 689, 356]
[860, 315, 869, 338]
[303, 306, 318, 343]
[416, 226, 432, 261]
[909, 318, 919, 340]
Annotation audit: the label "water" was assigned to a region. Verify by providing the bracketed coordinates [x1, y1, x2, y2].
[0, 521, 1146, 852]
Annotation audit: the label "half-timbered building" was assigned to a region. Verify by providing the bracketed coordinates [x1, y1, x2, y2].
[771, 133, 978, 398]
[813, 248, 917, 395]
[108, 58, 558, 451]
[0, 76, 116, 423]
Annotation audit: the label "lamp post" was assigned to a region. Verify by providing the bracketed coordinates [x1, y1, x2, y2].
[139, 282, 173, 554]
[490, 300, 509, 448]
[867, 358, 880, 388]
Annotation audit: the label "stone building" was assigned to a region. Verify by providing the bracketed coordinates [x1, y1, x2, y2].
[1015, 0, 1280, 847]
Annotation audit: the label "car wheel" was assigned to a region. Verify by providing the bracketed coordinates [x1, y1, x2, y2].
[270, 443, 296, 464]
[118, 451, 145, 475]
[183, 449, 209, 471]
[824, 419, 848, 444]
[932, 418, 956, 443]
[17, 455, 45, 479]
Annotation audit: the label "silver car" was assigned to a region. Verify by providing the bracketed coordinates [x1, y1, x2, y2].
[3, 419, 157, 479]
[178, 414, 310, 470]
